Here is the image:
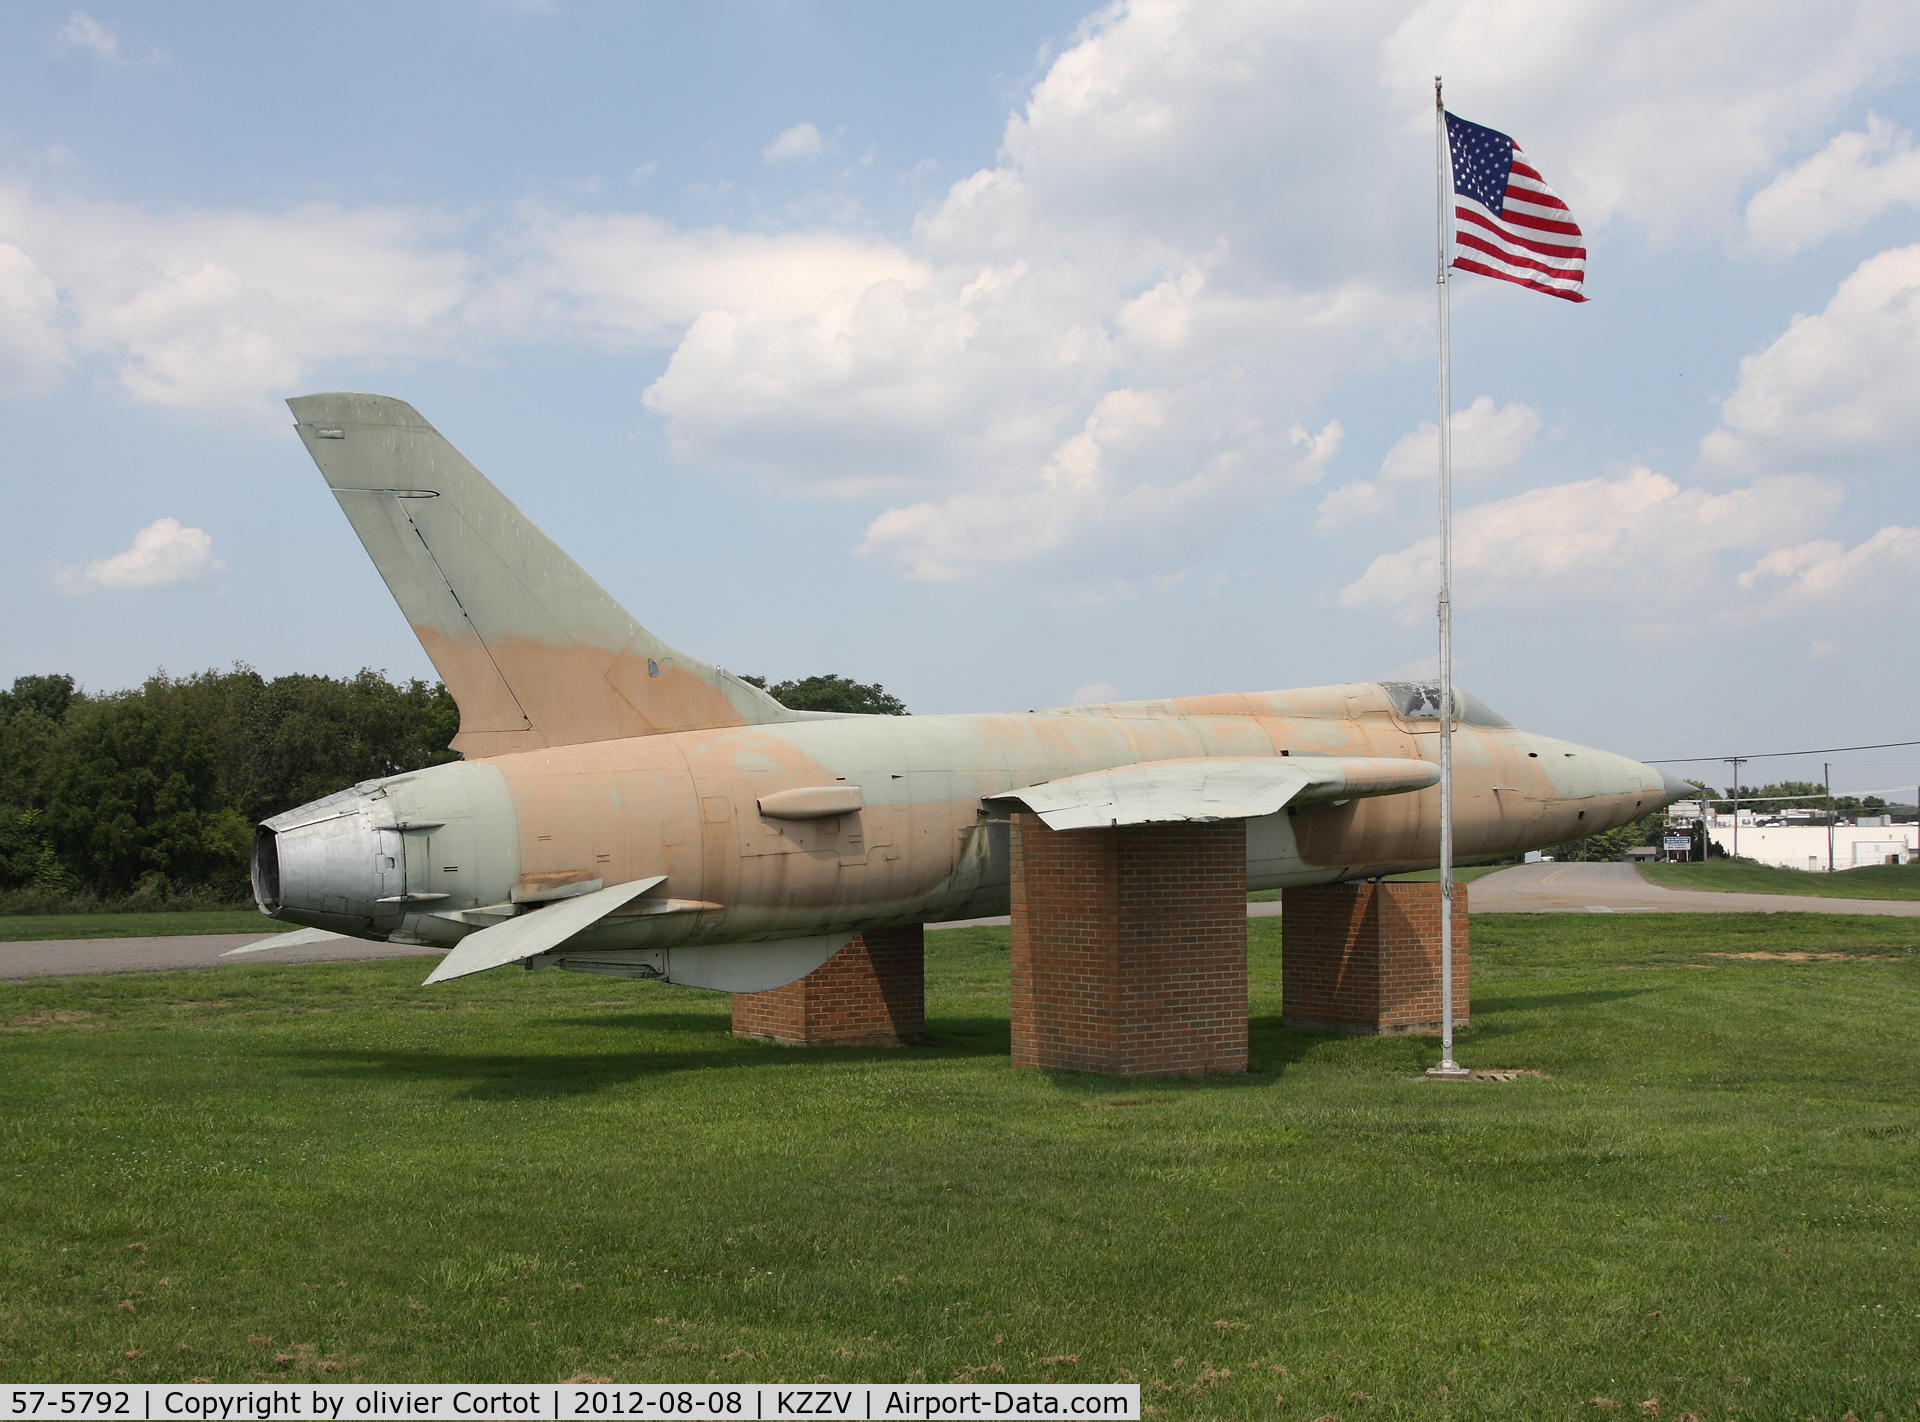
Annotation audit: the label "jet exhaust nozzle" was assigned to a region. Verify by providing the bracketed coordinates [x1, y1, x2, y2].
[251, 826, 282, 914]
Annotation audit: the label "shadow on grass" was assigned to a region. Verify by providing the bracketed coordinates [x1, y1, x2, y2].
[1248, 1016, 1342, 1077]
[554, 1009, 1012, 1052]
[1022, 1015, 1380, 1090]
[280, 1015, 1014, 1098]
[1471, 986, 1657, 1014]
[549, 1010, 737, 1033]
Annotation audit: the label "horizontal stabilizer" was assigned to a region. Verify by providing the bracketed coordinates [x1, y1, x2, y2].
[989, 756, 1438, 830]
[221, 926, 352, 956]
[423, 875, 667, 984]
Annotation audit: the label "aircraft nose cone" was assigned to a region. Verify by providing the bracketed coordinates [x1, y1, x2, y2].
[1659, 770, 1695, 806]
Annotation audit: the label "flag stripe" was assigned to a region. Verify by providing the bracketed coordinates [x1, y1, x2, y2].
[1506, 180, 1569, 212]
[1499, 205, 1583, 239]
[1453, 237, 1584, 288]
[1455, 230, 1588, 283]
[1455, 206, 1587, 261]
[1504, 185, 1572, 215]
[1453, 256, 1588, 302]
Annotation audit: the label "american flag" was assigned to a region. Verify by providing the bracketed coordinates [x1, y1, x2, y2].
[1445, 112, 1586, 303]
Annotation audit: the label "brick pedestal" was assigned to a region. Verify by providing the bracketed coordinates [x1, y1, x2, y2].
[730, 925, 924, 1046]
[1008, 812, 1246, 1077]
[1280, 882, 1468, 1035]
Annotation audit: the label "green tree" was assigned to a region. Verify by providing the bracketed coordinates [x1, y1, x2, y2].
[0, 679, 67, 809]
[1730, 779, 1827, 815]
[169, 666, 459, 823]
[0, 806, 66, 892]
[743, 673, 908, 715]
[0, 673, 74, 724]
[1, 666, 463, 902]
[1549, 812, 1662, 863]
[36, 690, 243, 896]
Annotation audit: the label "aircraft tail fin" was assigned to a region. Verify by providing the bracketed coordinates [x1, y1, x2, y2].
[287, 393, 792, 757]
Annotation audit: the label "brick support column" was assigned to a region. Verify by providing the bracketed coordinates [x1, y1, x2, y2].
[1009, 812, 1247, 1077]
[1280, 882, 1468, 1035]
[730, 925, 924, 1047]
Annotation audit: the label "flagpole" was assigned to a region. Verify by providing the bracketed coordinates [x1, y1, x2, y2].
[1429, 75, 1467, 1080]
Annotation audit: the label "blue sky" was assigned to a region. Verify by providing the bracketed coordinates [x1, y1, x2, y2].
[3, 0, 1918, 802]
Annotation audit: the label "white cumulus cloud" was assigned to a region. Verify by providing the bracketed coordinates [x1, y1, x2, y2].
[1701, 244, 1920, 473]
[52, 517, 226, 594]
[1317, 397, 1542, 532]
[56, 9, 118, 59]
[1730, 524, 1920, 621]
[0, 242, 67, 396]
[0, 185, 479, 425]
[1383, 0, 1919, 247]
[3, 0, 1920, 581]
[1337, 467, 1844, 626]
[486, 205, 918, 357]
[763, 123, 824, 163]
[1744, 114, 1920, 255]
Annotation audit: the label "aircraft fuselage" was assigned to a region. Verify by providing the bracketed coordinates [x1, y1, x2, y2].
[253, 678, 1668, 957]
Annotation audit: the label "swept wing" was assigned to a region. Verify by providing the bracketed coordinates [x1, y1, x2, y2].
[988, 755, 1439, 831]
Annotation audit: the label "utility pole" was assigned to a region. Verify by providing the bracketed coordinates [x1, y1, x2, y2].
[1724, 756, 1748, 861]
[1826, 761, 1834, 874]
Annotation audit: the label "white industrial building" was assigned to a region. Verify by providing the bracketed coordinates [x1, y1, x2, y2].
[1662, 799, 1914, 870]
[1705, 823, 1915, 872]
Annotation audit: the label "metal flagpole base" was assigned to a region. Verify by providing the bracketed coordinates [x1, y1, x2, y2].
[1425, 1062, 1472, 1081]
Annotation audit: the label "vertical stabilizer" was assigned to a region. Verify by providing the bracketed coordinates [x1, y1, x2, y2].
[287, 392, 793, 758]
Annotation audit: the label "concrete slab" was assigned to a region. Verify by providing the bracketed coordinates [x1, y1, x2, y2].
[1469, 861, 1920, 916]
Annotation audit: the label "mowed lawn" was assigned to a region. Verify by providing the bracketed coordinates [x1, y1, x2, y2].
[2, 914, 1917, 1420]
[0, 910, 270, 941]
[1639, 858, 1920, 901]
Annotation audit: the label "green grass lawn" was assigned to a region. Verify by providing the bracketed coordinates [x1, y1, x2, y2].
[1640, 857, 1920, 901]
[0, 910, 270, 942]
[3, 914, 1917, 1419]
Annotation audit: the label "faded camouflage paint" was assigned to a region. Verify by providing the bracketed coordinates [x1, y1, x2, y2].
[267, 677, 1662, 955]
[261, 393, 1671, 968]
[408, 625, 771, 756]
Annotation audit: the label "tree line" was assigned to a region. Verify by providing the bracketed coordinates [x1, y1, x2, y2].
[0, 667, 908, 910]
[0, 669, 462, 907]
[1700, 779, 1893, 817]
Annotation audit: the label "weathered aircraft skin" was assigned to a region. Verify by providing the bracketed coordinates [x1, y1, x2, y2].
[248, 395, 1690, 989]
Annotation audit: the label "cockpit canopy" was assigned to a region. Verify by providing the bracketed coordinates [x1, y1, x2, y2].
[1375, 681, 1513, 729]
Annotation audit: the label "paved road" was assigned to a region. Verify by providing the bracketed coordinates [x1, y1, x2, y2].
[0, 933, 436, 980]
[1467, 860, 1920, 916]
[4, 904, 1292, 979]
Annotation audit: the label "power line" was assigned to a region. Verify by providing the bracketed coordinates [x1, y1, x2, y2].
[1643, 738, 1920, 765]
[1689, 790, 1914, 804]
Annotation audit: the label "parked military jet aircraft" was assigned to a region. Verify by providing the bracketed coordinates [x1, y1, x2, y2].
[240, 394, 1690, 990]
